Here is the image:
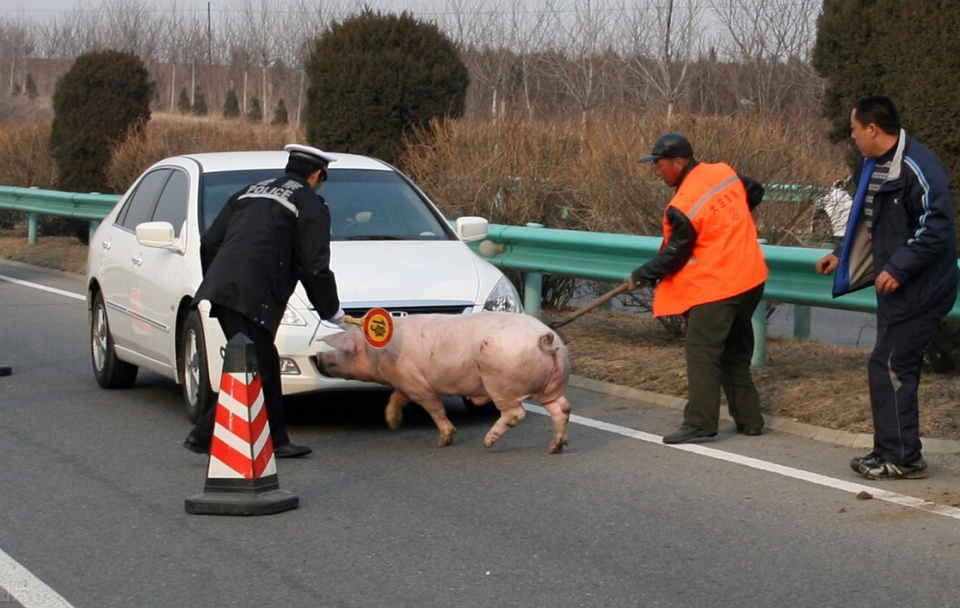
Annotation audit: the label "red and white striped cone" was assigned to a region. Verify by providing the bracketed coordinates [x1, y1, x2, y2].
[185, 333, 298, 515]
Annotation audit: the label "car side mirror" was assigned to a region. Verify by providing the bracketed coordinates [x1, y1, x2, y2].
[455, 216, 488, 243]
[136, 221, 181, 251]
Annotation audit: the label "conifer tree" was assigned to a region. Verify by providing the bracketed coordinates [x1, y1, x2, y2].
[305, 10, 469, 165]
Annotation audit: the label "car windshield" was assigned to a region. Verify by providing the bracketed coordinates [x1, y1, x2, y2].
[200, 168, 454, 241]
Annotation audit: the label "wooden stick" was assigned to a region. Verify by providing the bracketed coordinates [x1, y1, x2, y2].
[548, 282, 632, 329]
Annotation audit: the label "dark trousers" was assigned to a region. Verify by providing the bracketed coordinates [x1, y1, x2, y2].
[869, 300, 953, 465]
[190, 306, 291, 446]
[682, 283, 765, 433]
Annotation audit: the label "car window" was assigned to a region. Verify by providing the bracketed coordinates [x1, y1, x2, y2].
[322, 169, 453, 241]
[200, 169, 283, 232]
[198, 167, 454, 241]
[150, 169, 189, 238]
[117, 168, 171, 231]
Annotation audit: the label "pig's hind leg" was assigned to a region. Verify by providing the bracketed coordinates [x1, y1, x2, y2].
[483, 401, 526, 449]
[541, 395, 572, 454]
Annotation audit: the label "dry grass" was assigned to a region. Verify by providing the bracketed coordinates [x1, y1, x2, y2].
[402, 115, 848, 246]
[5, 233, 960, 442]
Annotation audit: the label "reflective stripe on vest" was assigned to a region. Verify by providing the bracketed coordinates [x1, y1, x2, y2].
[652, 162, 768, 317]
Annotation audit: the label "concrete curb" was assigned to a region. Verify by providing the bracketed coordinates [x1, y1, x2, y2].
[569, 375, 960, 455]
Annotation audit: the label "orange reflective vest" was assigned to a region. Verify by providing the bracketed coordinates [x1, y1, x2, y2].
[653, 162, 768, 317]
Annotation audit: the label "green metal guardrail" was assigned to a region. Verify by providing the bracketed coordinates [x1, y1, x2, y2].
[0, 185, 120, 244]
[5, 184, 960, 364]
[469, 222, 960, 365]
[474, 222, 894, 314]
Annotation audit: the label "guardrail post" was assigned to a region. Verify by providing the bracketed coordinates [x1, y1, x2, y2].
[751, 301, 767, 367]
[523, 223, 545, 316]
[89, 221, 99, 244]
[524, 273, 543, 316]
[27, 213, 38, 245]
[793, 305, 811, 341]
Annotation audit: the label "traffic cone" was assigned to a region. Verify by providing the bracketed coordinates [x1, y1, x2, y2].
[185, 333, 298, 515]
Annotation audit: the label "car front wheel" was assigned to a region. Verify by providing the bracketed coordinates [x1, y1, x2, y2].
[180, 310, 218, 423]
[90, 291, 138, 388]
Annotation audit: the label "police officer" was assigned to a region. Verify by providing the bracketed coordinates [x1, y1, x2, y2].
[183, 144, 344, 458]
[626, 133, 768, 444]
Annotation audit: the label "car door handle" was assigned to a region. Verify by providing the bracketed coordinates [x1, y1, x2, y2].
[101, 241, 112, 251]
[131, 255, 143, 267]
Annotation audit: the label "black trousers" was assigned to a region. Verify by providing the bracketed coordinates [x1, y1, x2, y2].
[190, 306, 291, 446]
[682, 283, 765, 433]
[869, 298, 953, 465]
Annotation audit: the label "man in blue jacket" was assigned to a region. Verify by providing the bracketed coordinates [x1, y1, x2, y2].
[816, 96, 959, 480]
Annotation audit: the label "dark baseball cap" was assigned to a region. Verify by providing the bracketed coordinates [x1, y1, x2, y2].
[637, 132, 694, 163]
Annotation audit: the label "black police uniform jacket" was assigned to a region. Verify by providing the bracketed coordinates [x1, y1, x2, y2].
[193, 173, 341, 334]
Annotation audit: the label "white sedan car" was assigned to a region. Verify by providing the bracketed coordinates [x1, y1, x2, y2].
[86, 151, 522, 421]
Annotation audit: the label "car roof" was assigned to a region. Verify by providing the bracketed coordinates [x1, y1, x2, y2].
[171, 150, 394, 173]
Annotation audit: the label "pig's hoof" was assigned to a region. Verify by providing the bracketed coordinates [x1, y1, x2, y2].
[438, 435, 454, 447]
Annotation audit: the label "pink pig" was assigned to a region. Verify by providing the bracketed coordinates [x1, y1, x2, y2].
[316, 312, 572, 453]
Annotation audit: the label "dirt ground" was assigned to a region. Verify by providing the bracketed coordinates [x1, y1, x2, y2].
[5, 233, 960, 442]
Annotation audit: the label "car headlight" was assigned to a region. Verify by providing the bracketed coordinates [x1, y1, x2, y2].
[483, 276, 523, 313]
[280, 304, 307, 326]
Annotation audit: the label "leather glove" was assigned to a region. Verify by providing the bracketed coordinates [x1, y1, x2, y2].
[329, 308, 346, 325]
[624, 274, 638, 291]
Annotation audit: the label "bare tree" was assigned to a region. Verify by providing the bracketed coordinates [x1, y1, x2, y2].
[540, 0, 617, 132]
[708, 0, 823, 115]
[618, 0, 703, 121]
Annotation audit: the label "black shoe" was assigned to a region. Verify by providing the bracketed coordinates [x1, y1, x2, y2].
[274, 443, 312, 458]
[858, 456, 928, 480]
[736, 424, 763, 436]
[182, 434, 210, 455]
[850, 451, 882, 473]
[663, 423, 717, 445]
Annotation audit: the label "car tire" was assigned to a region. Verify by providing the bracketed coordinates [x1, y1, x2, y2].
[180, 309, 218, 423]
[90, 290, 138, 389]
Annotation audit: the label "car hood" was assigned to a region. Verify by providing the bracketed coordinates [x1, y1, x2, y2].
[293, 241, 483, 309]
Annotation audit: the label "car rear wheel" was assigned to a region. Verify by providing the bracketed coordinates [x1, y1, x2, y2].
[180, 310, 217, 423]
[90, 291, 138, 388]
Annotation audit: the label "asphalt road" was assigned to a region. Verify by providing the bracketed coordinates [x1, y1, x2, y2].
[2, 260, 960, 608]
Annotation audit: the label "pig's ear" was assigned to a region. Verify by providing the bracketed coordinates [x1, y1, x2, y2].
[346, 326, 363, 352]
[321, 330, 348, 348]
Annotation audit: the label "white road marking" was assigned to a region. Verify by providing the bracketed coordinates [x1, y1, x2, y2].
[3, 272, 959, 605]
[0, 273, 81, 606]
[525, 403, 960, 521]
[0, 547, 74, 607]
[0, 274, 85, 301]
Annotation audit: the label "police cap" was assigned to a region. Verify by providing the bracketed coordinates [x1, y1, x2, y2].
[284, 143, 336, 169]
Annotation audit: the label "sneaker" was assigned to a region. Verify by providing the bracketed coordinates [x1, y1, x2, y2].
[858, 457, 928, 480]
[849, 451, 882, 473]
